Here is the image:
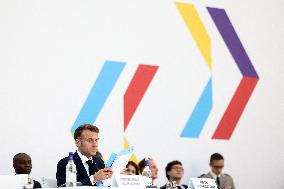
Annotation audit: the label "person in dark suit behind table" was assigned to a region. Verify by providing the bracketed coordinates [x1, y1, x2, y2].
[13, 153, 42, 188]
[56, 124, 113, 186]
[199, 153, 236, 189]
[160, 160, 188, 189]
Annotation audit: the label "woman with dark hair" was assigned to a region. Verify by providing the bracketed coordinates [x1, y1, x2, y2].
[123, 161, 139, 175]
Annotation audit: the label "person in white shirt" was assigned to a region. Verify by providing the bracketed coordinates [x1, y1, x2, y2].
[13, 153, 42, 188]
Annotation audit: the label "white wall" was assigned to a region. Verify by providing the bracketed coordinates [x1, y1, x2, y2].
[0, 0, 283, 189]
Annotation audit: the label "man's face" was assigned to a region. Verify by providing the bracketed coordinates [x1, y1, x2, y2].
[210, 159, 224, 176]
[149, 159, 158, 180]
[13, 154, 32, 174]
[167, 164, 184, 181]
[75, 130, 99, 158]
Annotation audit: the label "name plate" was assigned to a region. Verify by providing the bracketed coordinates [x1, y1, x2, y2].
[114, 174, 146, 188]
[188, 178, 218, 189]
[0, 174, 28, 188]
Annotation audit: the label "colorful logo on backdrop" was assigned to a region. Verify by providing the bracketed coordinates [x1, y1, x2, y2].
[175, 3, 259, 140]
[71, 2, 259, 143]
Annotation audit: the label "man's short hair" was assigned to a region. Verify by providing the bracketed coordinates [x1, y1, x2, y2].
[210, 153, 224, 164]
[13, 153, 30, 164]
[74, 124, 99, 140]
[165, 160, 182, 180]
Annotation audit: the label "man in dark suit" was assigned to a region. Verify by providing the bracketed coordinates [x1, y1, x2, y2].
[160, 160, 188, 189]
[56, 124, 113, 186]
[13, 153, 42, 188]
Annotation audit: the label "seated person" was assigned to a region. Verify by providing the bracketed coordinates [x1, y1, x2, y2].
[199, 153, 236, 189]
[160, 160, 188, 189]
[121, 161, 139, 175]
[56, 124, 113, 186]
[13, 153, 42, 188]
[138, 157, 159, 185]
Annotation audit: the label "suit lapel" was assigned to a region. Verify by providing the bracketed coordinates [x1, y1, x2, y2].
[208, 172, 214, 179]
[73, 151, 89, 178]
[92, 156, 105, 170]
[219, 174, 227, 189]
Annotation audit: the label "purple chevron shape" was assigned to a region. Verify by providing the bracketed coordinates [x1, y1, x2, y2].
[207, 7, 258, 78]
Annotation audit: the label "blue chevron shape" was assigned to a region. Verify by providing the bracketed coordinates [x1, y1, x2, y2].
[180, 77, 213, 138]
[71, 60, 126, 133]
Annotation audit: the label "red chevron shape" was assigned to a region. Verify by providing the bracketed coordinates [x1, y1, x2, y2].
[124, 65, 159, 131]
[212, 77, 258, 139]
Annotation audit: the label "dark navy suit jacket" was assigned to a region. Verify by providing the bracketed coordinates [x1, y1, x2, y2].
[56, 151, 105, 186]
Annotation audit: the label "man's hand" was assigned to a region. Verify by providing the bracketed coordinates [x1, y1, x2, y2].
[93, 167, 113, 182]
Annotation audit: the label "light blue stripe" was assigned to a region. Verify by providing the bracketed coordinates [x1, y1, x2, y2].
[118, 146, 134, 156]
[105, 153, 117, 168]
[180, 77, 213, 138]
[71, 60, 126, 133]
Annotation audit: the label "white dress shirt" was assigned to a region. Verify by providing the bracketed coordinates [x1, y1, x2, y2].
[211, 171, 220, 179]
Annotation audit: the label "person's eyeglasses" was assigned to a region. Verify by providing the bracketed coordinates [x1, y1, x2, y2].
[171, 166, 184, 171]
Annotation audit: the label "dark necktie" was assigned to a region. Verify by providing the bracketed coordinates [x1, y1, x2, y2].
[216, 176, 220, 187]
[177, 186, 182, 189]
[86, 160, 95, 176]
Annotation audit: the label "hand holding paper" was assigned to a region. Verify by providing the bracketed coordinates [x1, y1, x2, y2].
[102, 147, 134, 186]
[93, 167, 113, 183]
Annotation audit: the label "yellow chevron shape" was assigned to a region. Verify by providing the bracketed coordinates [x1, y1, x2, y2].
[176, 2, 212, 70]
[124, 136, 139, 164]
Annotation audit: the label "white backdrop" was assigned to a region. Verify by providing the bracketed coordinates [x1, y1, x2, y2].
[0, 0, 283, 189]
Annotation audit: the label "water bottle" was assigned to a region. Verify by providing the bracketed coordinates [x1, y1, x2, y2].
[23, 175, 34, 189]
[41, 177, 47, 188]
[66, 152, 77, 187]
[142, 157, 152, 187]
